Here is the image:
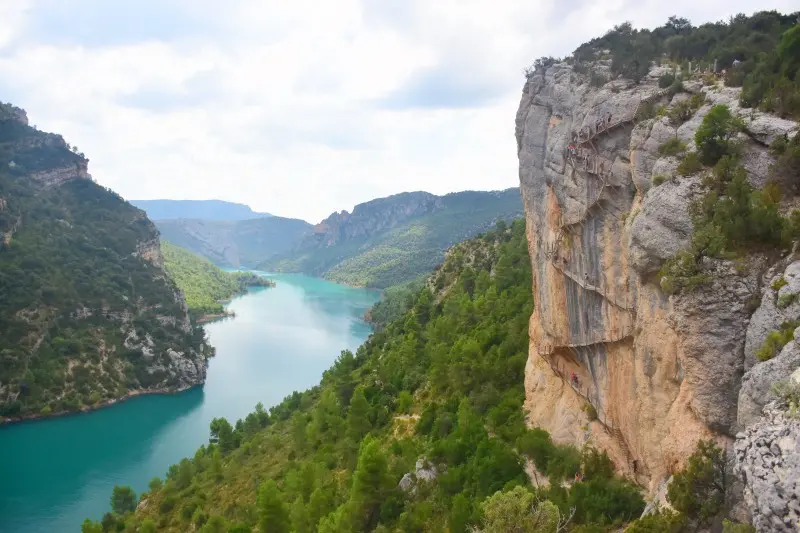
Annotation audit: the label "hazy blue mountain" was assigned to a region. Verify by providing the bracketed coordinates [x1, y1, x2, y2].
[130, 199, 271, 221]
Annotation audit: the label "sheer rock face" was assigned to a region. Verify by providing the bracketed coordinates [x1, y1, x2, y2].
[514, 63, 793, 493]
[135, 237, 165, 268]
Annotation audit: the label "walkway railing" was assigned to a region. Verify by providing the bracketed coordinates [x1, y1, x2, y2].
[571, 88, 672, 148]
[549, 260, 635, 313]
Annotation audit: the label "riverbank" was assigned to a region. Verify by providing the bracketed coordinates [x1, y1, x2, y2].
[0, 384, 202, 426]
[196, 310, 236, 324]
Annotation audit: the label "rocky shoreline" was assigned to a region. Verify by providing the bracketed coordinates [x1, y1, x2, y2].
[196, 310, 236, 324]
[0, 384, 202, 426]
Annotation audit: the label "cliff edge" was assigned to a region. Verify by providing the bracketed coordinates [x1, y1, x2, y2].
[515, 60, 798, 498]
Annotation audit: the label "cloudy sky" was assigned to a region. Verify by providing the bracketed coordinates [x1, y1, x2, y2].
[0, 1, 796, 222]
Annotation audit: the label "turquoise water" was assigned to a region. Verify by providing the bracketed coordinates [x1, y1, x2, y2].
[0, 273, 379, 533]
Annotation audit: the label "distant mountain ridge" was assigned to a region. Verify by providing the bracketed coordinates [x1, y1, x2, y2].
[262, 188, 524, 288]
[154, 216, 313, 267]
[130, 199, 271, 221]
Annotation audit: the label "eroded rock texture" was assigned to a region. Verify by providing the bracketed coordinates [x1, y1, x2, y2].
[515, 62, 798, 494]
[735, 401, 800, 532]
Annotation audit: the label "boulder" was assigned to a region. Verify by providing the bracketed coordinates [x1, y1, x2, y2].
[629, 177, 700, 275]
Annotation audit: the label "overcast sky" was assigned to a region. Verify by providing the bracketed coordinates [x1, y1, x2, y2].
[0, 1, 796, 222]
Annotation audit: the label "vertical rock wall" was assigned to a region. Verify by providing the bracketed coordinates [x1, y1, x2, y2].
[515, 62, 798, 493]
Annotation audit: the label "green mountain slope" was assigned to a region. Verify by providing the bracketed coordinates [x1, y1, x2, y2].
[155, 216, 312, 267]
[262, 188, 523, 288]
[161, 241, 275, 320]
[89, 220, 650, 533]
[0, 103, 211, 420]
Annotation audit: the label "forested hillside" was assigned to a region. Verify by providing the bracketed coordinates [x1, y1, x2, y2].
[0, 103, 210, 420]
[86, 220, 654, 532]
[161, 241, 274, 320]
[263, 189, 523, 288]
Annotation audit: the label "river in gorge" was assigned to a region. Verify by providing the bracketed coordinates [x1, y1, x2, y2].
[0, 273, 380, 533]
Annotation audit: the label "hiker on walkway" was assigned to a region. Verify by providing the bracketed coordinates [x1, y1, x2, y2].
[571, 372, 579, 387]
[607, 112, 612, 125]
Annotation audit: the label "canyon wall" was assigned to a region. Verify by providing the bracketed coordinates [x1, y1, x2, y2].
[515, 60, 799, 495]
[0, 103, 213, 420]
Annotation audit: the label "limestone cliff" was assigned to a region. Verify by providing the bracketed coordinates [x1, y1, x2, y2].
[308, 192, 443, 248]
[515, 61, 798, 495]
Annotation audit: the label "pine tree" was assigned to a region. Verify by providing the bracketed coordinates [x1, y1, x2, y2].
[346, 437, 392, 531]
[347, 386, 372, 441]
[258, 480, 290, 533]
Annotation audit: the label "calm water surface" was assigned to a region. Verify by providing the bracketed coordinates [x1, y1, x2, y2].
[0, 273, 379, 533]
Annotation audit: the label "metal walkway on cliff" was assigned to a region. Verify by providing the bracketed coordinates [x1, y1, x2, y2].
[570, 88, 672, 148]
[544, 90, 673, 315]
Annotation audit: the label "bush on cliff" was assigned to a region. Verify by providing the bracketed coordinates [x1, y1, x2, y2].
[660, 154, 794, 294]
[658, 137, 687, 157]
[667, 440, 726, 525]
[659, 72, 676, 88]
[755, 320, 798, 361]
[694, 105, 744, 165]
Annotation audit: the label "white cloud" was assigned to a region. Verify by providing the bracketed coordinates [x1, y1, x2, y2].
[0, 0, 797, 222]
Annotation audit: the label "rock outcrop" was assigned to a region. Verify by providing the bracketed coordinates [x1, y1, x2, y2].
[515, 61, 798, 494]
[735, 400, 800, 532]
[309, 192, 443, 248]
[738, 339, 800, 430]
[135, 237, 165, 268]
[738, 259, 800, 429]
[29, 159, 91, 189]
[0, 102, 28, 124]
